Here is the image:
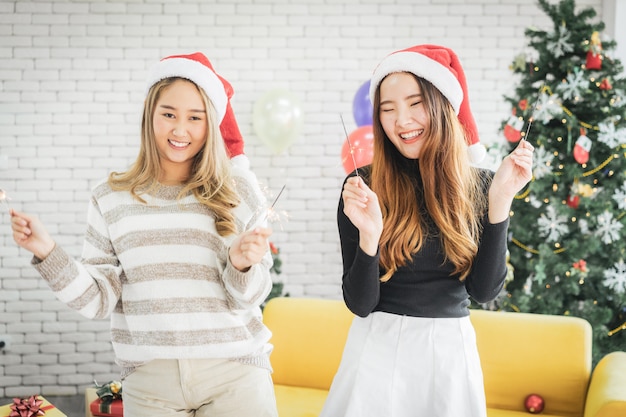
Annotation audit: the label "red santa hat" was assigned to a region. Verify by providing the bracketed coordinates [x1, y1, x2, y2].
[145, 52, 247, 165]
[369, 44, 486, 164]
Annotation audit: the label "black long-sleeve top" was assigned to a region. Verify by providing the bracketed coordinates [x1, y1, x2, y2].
[338, 163, 509, 318]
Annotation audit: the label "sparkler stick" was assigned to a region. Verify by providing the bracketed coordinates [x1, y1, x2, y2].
[264, 184, 286, 221]
[340, 114, 360, 177]
[522, 84, 544, 143]
[251, 184, 286, 230]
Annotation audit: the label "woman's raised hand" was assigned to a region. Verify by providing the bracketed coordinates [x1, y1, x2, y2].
[229, 227, 273, 272]
[342, 176, 383, 256]
[489, 140, 535, 223]
[10, 210, 56, 260]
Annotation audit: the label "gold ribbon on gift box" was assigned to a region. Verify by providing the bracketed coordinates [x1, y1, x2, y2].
[94, 380, 123, 404]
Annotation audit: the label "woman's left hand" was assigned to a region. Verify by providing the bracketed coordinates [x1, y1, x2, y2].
[229, 227, 272, 272]
[489, 140, 534, 222]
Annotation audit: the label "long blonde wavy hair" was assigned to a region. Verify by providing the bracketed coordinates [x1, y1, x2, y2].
[108, 77, 240, 237]
[370, 74, 487, 282]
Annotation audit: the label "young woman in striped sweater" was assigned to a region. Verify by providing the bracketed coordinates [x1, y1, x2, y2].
[11, 53, 278, 417]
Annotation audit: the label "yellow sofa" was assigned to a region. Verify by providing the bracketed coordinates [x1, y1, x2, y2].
[263, 297, 626, 417]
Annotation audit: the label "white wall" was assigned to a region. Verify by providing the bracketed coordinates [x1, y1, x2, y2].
[0, 0, 605, 398]
[603, 0, 626, 65]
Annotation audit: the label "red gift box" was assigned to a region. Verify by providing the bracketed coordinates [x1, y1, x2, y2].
[89, 398, 123, 417]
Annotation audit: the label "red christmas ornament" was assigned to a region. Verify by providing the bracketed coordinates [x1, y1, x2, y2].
[599, 78, 612, 90]
[524, 393, 545, 414]
[573, 128, 591, 164]
[566, 195, 580, 209]
[518, 99, 528, 111]
[504, 113, 524, 143]
[585, 31, 603, 70]
[586, 51, 602, 70]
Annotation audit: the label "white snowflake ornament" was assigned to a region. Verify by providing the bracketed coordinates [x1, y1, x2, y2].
[556, 69, 589, 101]
[537, 205, 569, 242]
[532, 145, 554, 180]
[546, 25, 575, 58]
[534, 92, 563, 124]
[612, 181, 626, 210]
[594, 210, 623, 244]
[597, 120, 626, 148]
[604, 259, 626, 294]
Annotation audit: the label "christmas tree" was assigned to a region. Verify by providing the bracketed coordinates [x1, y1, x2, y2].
[499, 0, 626, 364]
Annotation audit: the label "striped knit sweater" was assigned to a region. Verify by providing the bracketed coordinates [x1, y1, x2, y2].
[32, 164, 274, 378]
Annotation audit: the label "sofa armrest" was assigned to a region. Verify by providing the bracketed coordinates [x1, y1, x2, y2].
[584, 351, 626, 417]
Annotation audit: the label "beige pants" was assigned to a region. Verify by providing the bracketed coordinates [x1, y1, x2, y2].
[122, 358, 278, 417]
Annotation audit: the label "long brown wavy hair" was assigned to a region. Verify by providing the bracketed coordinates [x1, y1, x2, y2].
[370, 74, 487, 282]
[108, 77, 240, 237]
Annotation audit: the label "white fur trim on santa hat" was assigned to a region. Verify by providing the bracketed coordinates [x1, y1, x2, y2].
[145, 57, 228, 122]
[230, 154, 250, 170]
[369, 51, 464, 114]
[468, 142, 486, 165]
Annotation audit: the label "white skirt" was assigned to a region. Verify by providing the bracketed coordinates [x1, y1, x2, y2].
[320, 311, 487, 417]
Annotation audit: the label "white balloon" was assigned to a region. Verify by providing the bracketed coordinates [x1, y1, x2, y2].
[253, 89, 304, 154]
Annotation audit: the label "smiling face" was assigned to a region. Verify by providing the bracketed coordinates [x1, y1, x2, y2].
[378, 72, 430, 159]
[153, 79, 208, 184]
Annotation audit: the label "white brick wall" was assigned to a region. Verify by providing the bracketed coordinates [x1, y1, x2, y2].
[0, 0, 608, 398]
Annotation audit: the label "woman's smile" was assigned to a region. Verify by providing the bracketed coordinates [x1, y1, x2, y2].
[399, 129, 424, 143]
[168, 138, 191, 149]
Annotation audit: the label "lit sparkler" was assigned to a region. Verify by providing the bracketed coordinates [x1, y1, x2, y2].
[250, 184, 287, 230]
[0, 188, 11, 214]
[263, 184, 285, 223]
[340, 114, 360, 177]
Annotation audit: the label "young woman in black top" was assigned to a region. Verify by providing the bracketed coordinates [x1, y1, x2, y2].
[321, 44, 534, 417]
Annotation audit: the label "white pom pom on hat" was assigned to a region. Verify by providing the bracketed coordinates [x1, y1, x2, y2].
[369, 44, 486, 164]
[145, 52, 245, 160]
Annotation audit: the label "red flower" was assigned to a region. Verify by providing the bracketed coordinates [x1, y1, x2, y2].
[518, 99, 528, 111]
[599, 78, 612, 90]
[573, 259, 587, 272]
[269, 242, 279, 255]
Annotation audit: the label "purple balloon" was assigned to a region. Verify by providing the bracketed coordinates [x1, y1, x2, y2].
[352, 80, 373, 127]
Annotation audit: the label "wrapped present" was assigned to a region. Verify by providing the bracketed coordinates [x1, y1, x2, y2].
[0, 395, 67, 417]
[89, 399, 123, 417]
[90, 381, 123, 417]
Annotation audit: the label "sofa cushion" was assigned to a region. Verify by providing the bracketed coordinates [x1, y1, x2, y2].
[471, 309, 592, 417]
[264, 297, 354, 390]
[487, 408, 565, 417]
[274, 385, 328, 417]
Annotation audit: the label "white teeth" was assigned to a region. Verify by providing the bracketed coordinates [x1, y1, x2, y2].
[400, 130, 423, 140]
[169, 139, 189, 148]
